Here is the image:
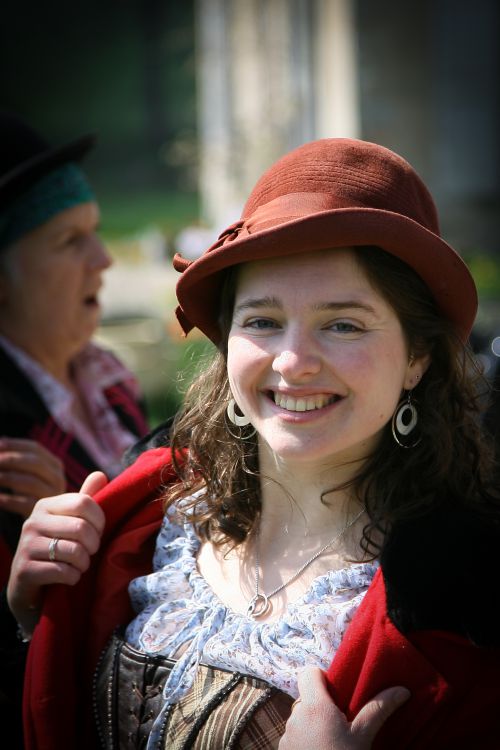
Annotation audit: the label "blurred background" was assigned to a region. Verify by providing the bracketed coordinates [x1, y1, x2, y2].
[2, 0, 499, 426]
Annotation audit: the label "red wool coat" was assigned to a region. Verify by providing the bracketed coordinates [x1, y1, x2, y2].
[23, 448, 500, 749]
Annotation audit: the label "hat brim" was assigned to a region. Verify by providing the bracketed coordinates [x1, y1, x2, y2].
[175, 207, 478, 344]
[0, 132, 96, 205]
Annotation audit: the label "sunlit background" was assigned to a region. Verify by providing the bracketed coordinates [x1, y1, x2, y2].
[2, 0, 499, 425]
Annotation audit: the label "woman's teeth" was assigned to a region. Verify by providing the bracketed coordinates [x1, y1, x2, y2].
[273, 393, 336, 412]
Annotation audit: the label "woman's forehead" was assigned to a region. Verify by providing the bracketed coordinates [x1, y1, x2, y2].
[234, 247, 369, 295]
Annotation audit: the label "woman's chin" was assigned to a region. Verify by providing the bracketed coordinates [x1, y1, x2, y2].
[260, 437, 339, 467]
[259, 432, 378, 473]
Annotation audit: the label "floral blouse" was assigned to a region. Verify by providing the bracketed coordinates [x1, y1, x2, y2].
[126, 503, 378, 747]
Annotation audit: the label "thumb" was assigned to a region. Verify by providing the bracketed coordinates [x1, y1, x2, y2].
[79, 470, 109, 497]
[351, 687, 410, 742]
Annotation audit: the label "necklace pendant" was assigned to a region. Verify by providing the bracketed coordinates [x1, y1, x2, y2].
[247, 593, 270, 618]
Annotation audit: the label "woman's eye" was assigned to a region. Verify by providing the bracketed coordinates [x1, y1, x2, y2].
[328, 321, 361, 333]
[58, 234, 79, 249]
[245, 318, 279, 330]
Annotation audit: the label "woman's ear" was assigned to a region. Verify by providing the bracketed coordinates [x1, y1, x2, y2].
[404, 353, 431, 390]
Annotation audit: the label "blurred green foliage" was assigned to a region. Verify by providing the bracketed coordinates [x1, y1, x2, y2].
[467, 254, 500, 300]
[98, 189, 199, 240]
[145, 337, 216, 427]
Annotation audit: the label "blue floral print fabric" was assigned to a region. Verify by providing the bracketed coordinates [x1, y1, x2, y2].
[125, 502, 377, 748]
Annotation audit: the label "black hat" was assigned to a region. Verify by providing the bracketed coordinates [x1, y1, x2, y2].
[0, 112, 96, 206]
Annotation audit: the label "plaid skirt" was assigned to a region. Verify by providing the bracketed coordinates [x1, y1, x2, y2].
[94, 631, 294, 749]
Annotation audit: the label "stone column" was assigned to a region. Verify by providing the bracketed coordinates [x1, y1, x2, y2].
[195, 0, 360, 229]
[195, 0, 236, 229]
[314, 0, 360, 139]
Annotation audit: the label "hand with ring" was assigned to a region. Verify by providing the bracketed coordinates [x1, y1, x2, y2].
[279, 667, 410, 750]
[6, 471, 108, 637]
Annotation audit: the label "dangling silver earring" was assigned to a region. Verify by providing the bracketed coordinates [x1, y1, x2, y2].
[225, 399, 256, 439]
[391, 390, 420, 448]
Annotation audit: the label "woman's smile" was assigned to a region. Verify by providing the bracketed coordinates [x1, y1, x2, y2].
[262, 389, 344, 425]
[269, 390, 340, 412]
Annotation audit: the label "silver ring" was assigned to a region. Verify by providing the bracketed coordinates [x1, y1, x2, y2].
[290, 698, 302, 711]
[48, 537, 60, 562]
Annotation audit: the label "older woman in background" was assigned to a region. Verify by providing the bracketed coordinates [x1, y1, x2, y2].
[0, 112, 149, 747]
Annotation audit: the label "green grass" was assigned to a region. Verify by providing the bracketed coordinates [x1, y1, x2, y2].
[97, 189, 199, 240]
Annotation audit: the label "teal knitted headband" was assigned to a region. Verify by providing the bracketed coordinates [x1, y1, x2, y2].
[0, 163, 96, 251]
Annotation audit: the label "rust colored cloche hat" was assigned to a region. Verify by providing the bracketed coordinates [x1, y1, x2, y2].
[174, 138, 477, 344]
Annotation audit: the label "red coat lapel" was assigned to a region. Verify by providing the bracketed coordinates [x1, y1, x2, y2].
[23, 447, 173, 750]
[326, 568, 500, 748]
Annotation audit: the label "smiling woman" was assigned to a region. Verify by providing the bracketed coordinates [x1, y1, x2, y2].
[8, 137, 500, 750]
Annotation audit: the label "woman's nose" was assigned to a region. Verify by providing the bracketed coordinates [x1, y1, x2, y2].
[88, 234, 113, 270]
[272, 332, 322, 380]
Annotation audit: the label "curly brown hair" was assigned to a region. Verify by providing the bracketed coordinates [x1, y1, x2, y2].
[165, 246, 498, 555]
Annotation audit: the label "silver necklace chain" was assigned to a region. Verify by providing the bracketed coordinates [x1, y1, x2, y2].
[246, 508, 365, 618]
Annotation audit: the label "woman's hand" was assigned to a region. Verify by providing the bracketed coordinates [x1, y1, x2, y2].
[6, 471, 108, 636]
[279, 667, 410, 750]
[0, 438, 66, 518]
